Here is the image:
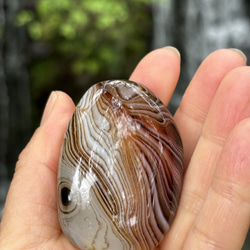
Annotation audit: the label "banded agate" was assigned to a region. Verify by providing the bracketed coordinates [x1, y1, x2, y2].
[57, 80, 183, 250]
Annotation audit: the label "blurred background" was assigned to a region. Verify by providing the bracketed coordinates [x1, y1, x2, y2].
[0, 0, 250, 247]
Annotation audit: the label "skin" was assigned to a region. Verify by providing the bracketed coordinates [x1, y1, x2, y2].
[0, 48, 249, 250]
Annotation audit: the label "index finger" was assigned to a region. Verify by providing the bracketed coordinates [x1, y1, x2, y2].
[130, 46, 181, 106]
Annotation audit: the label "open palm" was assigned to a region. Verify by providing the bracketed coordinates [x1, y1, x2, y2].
[0, 47, 249, 250]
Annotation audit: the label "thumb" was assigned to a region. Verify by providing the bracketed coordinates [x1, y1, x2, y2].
[0, 91, 75, 247]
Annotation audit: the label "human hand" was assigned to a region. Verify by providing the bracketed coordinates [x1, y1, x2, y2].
[0, 47, 249, 250]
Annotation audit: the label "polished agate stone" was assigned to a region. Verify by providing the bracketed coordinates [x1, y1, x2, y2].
[57, 80, 183, 250]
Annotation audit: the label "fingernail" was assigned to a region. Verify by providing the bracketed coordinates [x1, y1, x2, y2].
[40, 91, 58, 125]
[164, 46, 181, 58]
[230, 48, 247, 63]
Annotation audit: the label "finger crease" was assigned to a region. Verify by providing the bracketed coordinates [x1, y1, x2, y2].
[212, 176, 250, 208]
[191, 223, 224, 250]
[179, 101, 208, 126]
[179, 190, 205, 216]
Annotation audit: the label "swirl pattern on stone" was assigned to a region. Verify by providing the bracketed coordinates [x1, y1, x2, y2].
[57, 80, 183, 250]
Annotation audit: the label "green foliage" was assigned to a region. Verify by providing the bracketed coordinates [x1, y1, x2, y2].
[16, 10, 34, 26]
[17, 0, 156, 122]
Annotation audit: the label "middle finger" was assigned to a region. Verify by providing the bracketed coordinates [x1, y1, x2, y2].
[174, 49, 247, 167]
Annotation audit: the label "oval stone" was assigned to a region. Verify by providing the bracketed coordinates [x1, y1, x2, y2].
[57, 80, 183, 250]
